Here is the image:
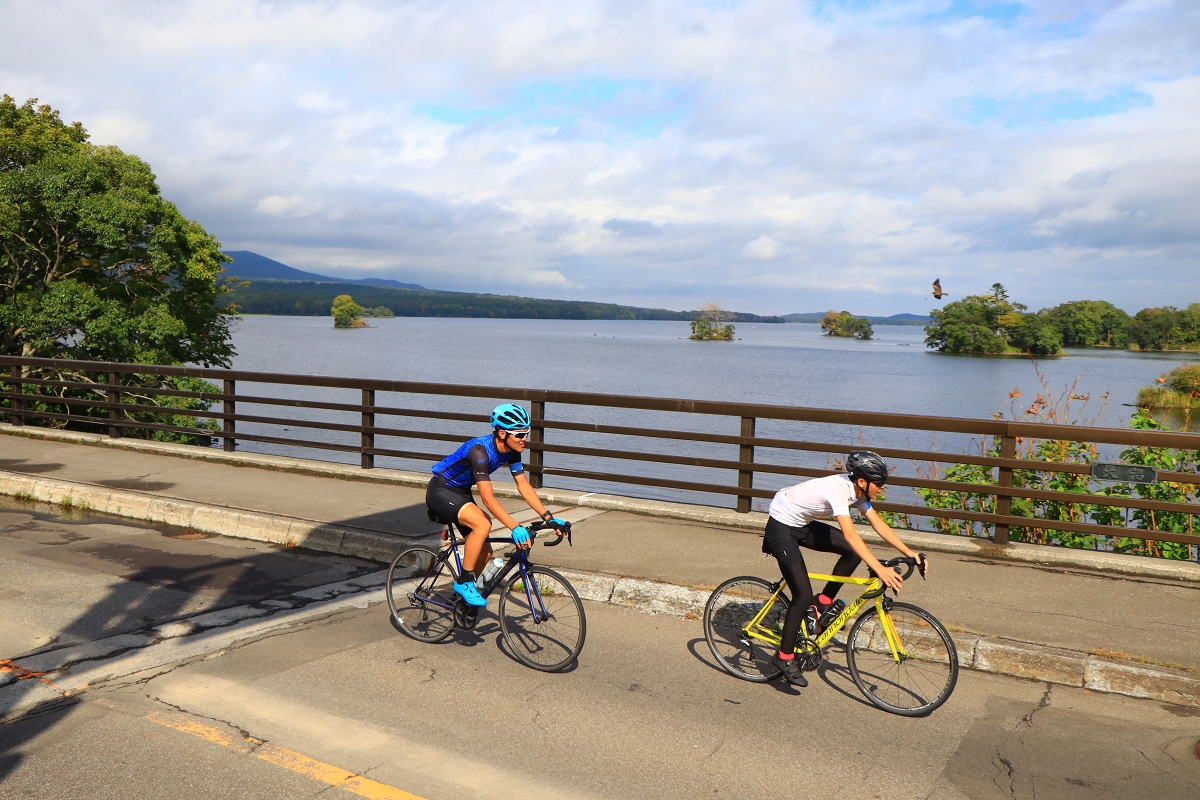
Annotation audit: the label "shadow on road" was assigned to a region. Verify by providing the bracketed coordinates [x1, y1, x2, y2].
[0, 494, 433, 780]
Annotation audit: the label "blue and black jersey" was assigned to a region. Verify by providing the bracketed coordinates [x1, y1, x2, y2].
[431, 434, 524, 490]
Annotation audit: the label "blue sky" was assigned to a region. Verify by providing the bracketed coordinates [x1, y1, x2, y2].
[2, 0, 1198, 315]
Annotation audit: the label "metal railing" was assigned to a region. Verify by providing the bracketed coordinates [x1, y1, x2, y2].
[1, 356, 1198, 556]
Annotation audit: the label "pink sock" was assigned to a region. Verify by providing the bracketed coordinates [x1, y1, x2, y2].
[777, 651, 794, 660]
[817, 594, 832, 606]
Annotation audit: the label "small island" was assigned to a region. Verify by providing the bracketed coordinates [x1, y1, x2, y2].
[690, 303, 735, 341]
[821, 310, 873, 339]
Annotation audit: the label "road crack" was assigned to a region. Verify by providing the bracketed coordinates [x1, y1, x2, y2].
[149, 695, 266, 749]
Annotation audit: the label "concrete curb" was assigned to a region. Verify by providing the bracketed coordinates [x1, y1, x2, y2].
[4, 424, 1200, 584]
[1, 469, 1198, 709]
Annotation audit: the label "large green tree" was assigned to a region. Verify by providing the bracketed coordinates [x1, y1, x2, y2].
[1128, 305, 1200, 351]
[1042, 300, 1131, 347]
[1, 96, 235, 441]
[925, 284, 1063, 356]
[0, 96, 233, 365]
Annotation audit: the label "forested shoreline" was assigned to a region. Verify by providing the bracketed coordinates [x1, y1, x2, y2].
[219, 280, 785, 323]
[925, 285, 1200, 355]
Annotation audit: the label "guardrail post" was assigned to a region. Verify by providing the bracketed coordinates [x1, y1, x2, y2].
[107, 371, 121, 438]
[529, 400, 545, 489]
[737, 416, 756, 513]
[361, 388, 375, 469]
[223, 379, 236, 451]
[8, 365, 22, 426]
[994, 433, 1016, 544]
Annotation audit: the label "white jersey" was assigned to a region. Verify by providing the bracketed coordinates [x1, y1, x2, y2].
[768, 473, 871, 528]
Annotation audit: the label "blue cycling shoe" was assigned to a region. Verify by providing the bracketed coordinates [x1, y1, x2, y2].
[453, 575, 488, 607]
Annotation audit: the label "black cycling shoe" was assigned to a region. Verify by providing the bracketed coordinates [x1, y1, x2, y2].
[771, 653, 809, 687]
[819, 599, 847, 631]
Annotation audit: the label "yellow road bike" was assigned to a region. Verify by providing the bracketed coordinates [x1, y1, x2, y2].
[703, 556, 958, 716]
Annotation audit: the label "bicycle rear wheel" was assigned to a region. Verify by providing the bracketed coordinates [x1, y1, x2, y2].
[846, 601, 958, 716]
[703, 576, 786, 682]
[387, 546, 457, 643]
[498, 565, 586, 672]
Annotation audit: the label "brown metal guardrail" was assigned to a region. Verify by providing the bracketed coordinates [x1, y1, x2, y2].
[1, 356, 1197, 556]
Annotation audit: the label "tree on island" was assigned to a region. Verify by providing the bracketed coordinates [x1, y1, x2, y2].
[1043, 300, 1131, 348]
[332, 294, 369, 328]
[820, 310, 873, 339]
[0, 96, 235, 442]
[689, 303, 735, 340]
[925, 283, 1063, 356]
[1128, 304, 1200, 351]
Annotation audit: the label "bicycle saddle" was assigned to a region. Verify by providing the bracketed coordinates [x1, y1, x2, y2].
[426, 508, 452, 525]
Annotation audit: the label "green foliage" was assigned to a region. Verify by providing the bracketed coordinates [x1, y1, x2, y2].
[0, 96, 234, 366]
[925, 284, 1062, 355]
[0, 96, 234, 442]
[820, 310, 873, 339]
[1089, 409, 1199, 559]
[1137, 364, 1200, 419]
[1042, 300, 1131, 347]
[689, 303, 735, 340]
[903, 378, 1198, 560]
[1128, 304, 1200, 351]
[331, 294, 365, 328]
[361, 305, 394, 318]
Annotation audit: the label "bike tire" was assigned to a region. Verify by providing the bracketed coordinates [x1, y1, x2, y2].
[703, 576, 786, 682]
[498, 565, 586, 672]
[846, 601, 958, 716]
[387, 546, 457, 644]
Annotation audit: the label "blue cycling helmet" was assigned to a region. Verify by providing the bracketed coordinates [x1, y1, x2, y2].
[491, 403, 531, 431]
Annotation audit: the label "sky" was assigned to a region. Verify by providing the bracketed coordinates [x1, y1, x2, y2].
[2, 0, 1198, 316]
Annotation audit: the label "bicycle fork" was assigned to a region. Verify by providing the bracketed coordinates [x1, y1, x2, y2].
[876, 598, 909, 664]
[518, 562, 551, 624]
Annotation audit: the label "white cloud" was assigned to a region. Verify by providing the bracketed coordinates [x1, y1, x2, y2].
[2, 0, 1198, 313]
[255, 195, 324, 217]
[742, 235, 779, 260]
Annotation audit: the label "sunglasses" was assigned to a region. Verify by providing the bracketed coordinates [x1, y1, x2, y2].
[505, 429, 531, 440]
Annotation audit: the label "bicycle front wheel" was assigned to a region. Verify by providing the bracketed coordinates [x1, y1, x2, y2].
[703, 576, 786, 682]
[498, 566, 586, 672]
[846, 601, 958, 716]
[387, 546, 456, 643]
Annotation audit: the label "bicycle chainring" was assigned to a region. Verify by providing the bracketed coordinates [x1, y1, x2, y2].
[453, 598, 480, 630]
[795, 637, 822, 671]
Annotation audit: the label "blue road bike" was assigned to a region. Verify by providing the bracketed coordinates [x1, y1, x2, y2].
[386, 519, 585, 672]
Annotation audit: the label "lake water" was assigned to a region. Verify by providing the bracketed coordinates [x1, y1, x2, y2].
[224, 316, 1198, 509]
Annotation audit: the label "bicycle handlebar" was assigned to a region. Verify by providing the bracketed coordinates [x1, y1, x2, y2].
[528, 519, 572, 547]
[880, 553, 928, 582]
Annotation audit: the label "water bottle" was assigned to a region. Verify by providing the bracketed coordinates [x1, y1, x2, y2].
[478, 557, 505, 589]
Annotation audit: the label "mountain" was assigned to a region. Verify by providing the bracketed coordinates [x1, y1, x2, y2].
[782, 311, 931, 326]
[223, 251, 426, 290]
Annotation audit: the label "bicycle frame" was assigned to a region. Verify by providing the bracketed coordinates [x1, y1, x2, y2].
[741, 572, 908, 662]
[412, 530, 552, 624]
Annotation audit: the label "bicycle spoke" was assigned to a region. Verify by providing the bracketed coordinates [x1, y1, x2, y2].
[847, 603, 958, 716]
[704, 577, 786, 682]
[499, 566, 586, 672]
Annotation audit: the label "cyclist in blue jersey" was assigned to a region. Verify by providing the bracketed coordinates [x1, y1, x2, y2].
[427, 403, 566, 607]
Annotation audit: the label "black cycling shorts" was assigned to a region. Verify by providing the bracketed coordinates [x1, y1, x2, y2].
[761, 516, 843, 565]
[426, 477, 475, 523]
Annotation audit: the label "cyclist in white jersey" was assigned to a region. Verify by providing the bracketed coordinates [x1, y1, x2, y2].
[763, 450, 927, 687]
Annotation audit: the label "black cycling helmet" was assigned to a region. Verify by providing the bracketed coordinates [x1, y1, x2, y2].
[847, 450, 888, 485]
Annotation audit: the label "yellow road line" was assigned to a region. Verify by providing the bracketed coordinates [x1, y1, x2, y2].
[147, 711, 425, 800]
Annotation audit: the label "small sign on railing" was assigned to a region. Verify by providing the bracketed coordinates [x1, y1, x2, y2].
[1091, 463, 1158, 484]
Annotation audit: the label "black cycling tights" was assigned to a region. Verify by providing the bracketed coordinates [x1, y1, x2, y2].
[762, 518, 861, 656]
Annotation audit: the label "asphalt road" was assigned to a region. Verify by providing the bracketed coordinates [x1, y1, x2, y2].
[1, 502, 1198, 799]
